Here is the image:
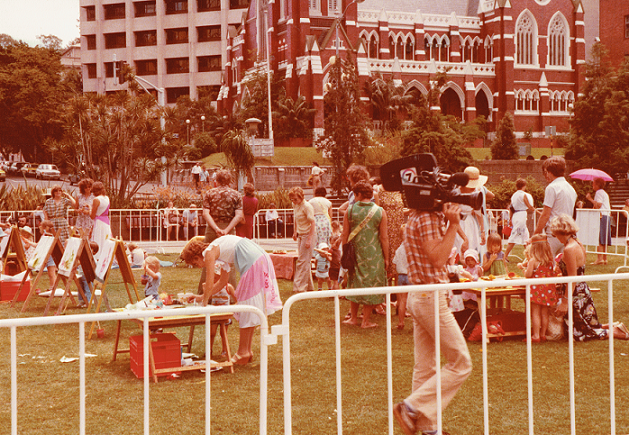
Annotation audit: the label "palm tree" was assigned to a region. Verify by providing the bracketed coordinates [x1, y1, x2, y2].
[272, 95, 316, 140]
[221, 129, 255, 189]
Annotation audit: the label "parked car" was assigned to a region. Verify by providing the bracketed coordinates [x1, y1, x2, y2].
[20, 163, 37, 178]
[8, 162, 28, 175]
[0, 168, 5, 182]
[36, 164, 61, 180]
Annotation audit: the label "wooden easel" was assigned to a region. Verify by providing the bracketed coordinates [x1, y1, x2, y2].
[88, 238, 140, 339]
[1, 226, 28, 275]
[44, 237, 96, 316]
[12, 233, 64, 312]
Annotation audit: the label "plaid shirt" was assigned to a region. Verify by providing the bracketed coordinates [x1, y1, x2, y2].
[405, 210, 449, 285]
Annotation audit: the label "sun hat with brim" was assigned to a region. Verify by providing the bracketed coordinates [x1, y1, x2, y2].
[464, 166, 488, 189]
[463, 249, 479, 262]
[20, 226, 33, 237]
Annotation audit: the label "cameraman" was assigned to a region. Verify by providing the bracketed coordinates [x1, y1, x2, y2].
[393, 203, 472, 435]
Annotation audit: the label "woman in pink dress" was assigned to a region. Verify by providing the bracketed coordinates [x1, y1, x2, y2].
[181, 235, 282, 364]
[236, 183, 258, 239]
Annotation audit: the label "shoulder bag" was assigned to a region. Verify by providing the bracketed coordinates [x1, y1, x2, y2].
[341, 204, 378, 274]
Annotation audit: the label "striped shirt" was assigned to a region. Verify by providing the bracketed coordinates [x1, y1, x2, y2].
[405, 210, 449, 285]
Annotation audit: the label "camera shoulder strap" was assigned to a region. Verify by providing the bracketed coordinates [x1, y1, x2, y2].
[347, 204, 378, 243]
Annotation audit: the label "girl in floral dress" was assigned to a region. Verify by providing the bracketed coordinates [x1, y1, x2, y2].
[525, 234, 558, 342]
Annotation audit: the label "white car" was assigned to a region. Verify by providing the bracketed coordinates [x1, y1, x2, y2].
[35, 164, 61, 180]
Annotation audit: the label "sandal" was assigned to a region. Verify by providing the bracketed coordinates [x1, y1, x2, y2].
[230, 353, 252, 365]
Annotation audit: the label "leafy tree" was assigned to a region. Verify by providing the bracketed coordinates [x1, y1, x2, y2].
[0, 34, 73, 162]
[272, 95, 316, 140]
[238, 70, 284, 138]
[316, 54, 370, 194]
[490, 112, 518, 160]
[45, 92, 172, 205]
[399, 77, 475, 172]
[566, 43, 629, 175]
[193, 131, 218, 157]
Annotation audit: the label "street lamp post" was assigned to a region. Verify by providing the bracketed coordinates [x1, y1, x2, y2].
[201, 115, 206, 133]
[335, 0, 365, 58]
[186, 119, 191, 146]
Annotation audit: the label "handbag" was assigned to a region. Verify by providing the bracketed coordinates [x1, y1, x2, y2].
[502, 222, 512, 237]
[545, 314, 564, 341]
[340, 204, 378, 273]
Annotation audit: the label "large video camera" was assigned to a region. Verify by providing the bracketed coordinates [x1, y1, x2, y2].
[380, 153, 483, 212]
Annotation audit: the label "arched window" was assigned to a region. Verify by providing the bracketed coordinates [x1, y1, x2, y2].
[433, 38, 440, 61]
[473, 39, 481, 63]
[440, 36, 450, 62]
[548, 13, 569, 66]
[405, 37, 414, 60]
[484, 36, 493, 64]
[397, 38, 404, 60]
[389, 36, 395, 58]
[369, 35, 378, 59]
[309, 0, 320, 14]
[516, 10, 537, 65]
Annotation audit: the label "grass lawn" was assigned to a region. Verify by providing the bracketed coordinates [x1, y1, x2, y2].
[1, 246, 628, 435]
[201, 147, 564, 169]
[203, 147, 329, 168]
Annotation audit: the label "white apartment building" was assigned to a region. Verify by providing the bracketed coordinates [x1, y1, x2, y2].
[79, 0, 249, 103]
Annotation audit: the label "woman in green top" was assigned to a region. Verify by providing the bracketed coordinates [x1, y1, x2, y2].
[342, 180, 389, 328]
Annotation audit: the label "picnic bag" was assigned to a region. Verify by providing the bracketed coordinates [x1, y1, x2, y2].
[545, 314, 564, 341]
[340, 204, 378, 274]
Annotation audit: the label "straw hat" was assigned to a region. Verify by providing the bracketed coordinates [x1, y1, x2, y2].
[464, 166, 488, 189]
[20, 226, 33, 237]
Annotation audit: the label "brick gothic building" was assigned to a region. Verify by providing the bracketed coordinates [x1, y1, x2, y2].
[599, 0, 629, 68]
[220, 0, 587, 138]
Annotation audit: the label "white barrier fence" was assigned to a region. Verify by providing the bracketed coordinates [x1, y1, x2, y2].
[0, 305, 270, 435]
[3, 274, 629, 434]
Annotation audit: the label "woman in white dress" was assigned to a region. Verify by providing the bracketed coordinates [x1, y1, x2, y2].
[454, 167, 487, 259]
[504, 178, 535, 260]
[90, 181, 112, 253]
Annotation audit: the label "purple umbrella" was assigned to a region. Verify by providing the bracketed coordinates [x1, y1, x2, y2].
[569, 168, 614, 182]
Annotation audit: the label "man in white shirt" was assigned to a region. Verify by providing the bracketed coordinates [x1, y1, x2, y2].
[534, 156, 577, 254]
[586, 177, 612, 264]
[182, 204, 198, 239]
[191, 162, 202, 188]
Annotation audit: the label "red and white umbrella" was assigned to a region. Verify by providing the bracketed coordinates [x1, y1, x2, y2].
[569, 168, 614, 182]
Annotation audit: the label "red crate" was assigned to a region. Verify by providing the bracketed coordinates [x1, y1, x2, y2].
[130, 333, 181, 379]
[1, 280, 30, 302]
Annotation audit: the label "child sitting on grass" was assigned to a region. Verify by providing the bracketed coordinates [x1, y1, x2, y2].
[142, 256, 162, 300]
[127, 242, 145, 268]
[209, 261, 236, 360]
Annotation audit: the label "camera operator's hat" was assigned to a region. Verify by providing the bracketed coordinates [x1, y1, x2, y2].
[464, 166, 488, 189]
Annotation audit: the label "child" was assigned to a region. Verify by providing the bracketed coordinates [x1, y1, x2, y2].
[265, 203, 283, 238]
[20, 226, 36, 261]
[39, 220, 58, 293]
[77, 241, 99, 308]
[483, 232, 507, 276]
[329, 221, 342, 290]
[313, 242, 332, 291]
[127, 242, 145, 268]
[392, 238, 409, 330]
[210, 261, 236, 359]
[524, 234, 557, 342]
[462, 249, 483, 304]
[142, 256, 162, 300]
